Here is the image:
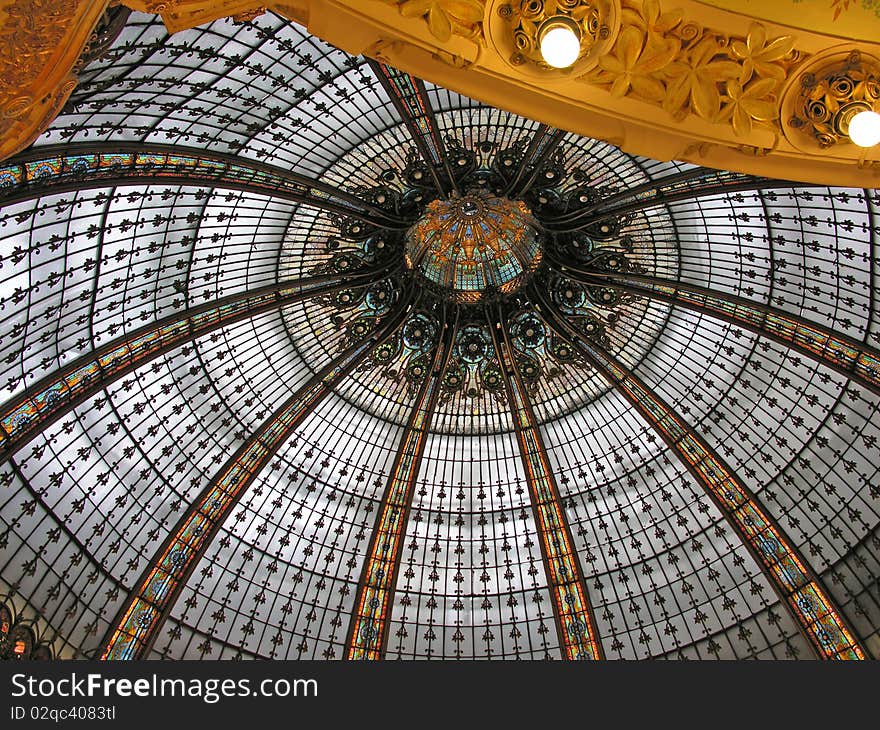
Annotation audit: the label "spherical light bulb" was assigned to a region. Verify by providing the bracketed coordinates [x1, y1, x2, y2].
[848, 109, 880, 148]
[540, 22, 581, 69]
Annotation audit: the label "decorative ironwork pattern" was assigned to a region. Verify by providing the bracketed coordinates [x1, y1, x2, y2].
[543, 167, 797, 231]
[347, 313, 450, 660]
[0, 144, 399, 225]
[0, 273, 385, 458]
[374, 63, 446, 167]
[578, 271, 880, 397]
[495, 314, 603, 661]
[557, 323, 866, 660]
[100, 366, 342, 659]
[1, 12, 878, 663]
[100, 299, 412, 660]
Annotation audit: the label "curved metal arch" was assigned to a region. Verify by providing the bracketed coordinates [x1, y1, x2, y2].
[534, 288, 867, 660]
[0, 143, 406, 228]
[98, 287, 417, 660]
[345, 305, 455, 660]
[0, 261, 399, 460]
[540, 171, 822, 233]
[553, 262, 880, 399]
[488, 305, 604, 661]
[503, 125, 567, 198]
[369, 61, 457, 197]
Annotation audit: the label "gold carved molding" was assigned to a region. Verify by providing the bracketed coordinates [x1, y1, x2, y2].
[352, 0, 879, 185]
[0, 0, 111, 161]
[0, 0, 878, 186]
[121, 1, 281, 33]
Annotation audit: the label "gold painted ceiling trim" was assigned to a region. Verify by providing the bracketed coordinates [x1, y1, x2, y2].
[694, 0, 880, 45]
[1, 0, 879, 187]
[0, 0, 111, 161]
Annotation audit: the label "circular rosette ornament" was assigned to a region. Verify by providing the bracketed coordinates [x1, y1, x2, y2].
[322, 251, 366, 276]
[456, 324, 492, 365]
[549, 333, 576, 362]
[364, 281, 395, 314]
[442, 360, 466, 393]
[401, 312, 439, 353]
[479, 362, 505, 393]
[516, 354, 542, 387]
[340, 218, 375, 241]
[551, 277, 588, 313]
[345, 316, 375, 344]
[487, 0, 621, 77]
[331, 287, 365, 310]
[576, 314, 607, 343]
[406, 354, 433, 390]
[586, 284, 620, 307]
[372, 335, 402, 366]
[509, 311, 546, 349]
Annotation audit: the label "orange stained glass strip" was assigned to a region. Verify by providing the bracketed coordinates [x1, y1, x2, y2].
[588, 273, 880, 397]
[347, 321, 449, 660]
[0, 274, 378, 458]
[495, 320, 603, 660]
[578, 340, 866, 660]
[100, 297, 412, 660]
[100, 364, 343, 660]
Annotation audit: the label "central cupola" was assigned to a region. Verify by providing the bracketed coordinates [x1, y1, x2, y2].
[404, 193, 542, 304]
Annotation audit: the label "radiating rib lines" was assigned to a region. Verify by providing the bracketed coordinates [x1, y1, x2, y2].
[492, 309, 604, 660]
[504, 125, 566, 198]
[0, 265, 397, 459]
[537, 293, 866, 660]
[541, 171, 821, 232]
[99, 292, 415, 660]
[559, 264, 880, 399]
[0, 143, 403, 226]
[368, 61, 456, 195]
[346, 308, 453, 660]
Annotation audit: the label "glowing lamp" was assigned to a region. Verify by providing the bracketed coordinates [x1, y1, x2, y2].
[848, 109, 880, 148]
[539, 17, 581, 69]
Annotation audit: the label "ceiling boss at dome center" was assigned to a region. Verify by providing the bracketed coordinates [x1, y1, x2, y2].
[404, 193, 543, 303]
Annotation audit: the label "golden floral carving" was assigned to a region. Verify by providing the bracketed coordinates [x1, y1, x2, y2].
[729, 23, 794, 83]
[0, 0, 109, 160]
[583, 0, 800, 137]
[397, 0, 485, 43]
[662, 37, 739, 121]
[721, 77, 778, 136]
[0, 0, 83, 115]
[122, 1, 272, 33]
[596, 25, 677, 101]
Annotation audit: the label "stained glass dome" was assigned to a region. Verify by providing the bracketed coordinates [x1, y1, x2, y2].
[0, 8, 878, 663]
[405, 194, 542, 303]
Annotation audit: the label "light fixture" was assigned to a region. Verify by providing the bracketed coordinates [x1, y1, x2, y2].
[784, 51, 880, 151]
[848, 108, 880, 147]
[538, 16, 581, 69]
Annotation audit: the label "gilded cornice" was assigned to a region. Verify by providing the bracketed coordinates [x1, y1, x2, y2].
[0, 0, 878, 186]
[121, 1, 286, 32]
[0, 0, 110, 160]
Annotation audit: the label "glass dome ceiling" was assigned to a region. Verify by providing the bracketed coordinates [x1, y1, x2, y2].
[405, 194, 542, 302]
[0, 9, 879, 661]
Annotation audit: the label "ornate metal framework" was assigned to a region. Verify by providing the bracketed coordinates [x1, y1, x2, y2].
[1, 10, 878, 662]
[1, 143, 404, 227]
[536, 293, 865, 659]
[554, 263, 880, 399]
[0, 265, 396, 458]
[100, 292, 414, 659]
[491, 306, 604, 660]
